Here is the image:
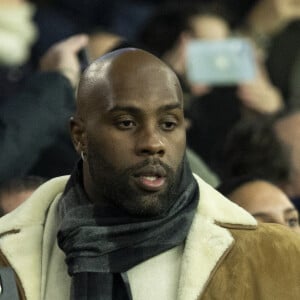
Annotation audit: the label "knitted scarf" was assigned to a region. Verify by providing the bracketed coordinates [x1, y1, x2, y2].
[57, 157, 199, 300]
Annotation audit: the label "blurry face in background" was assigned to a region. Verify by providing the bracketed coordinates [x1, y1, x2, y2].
[274, 113, 300, 198]
[0, 189, 34, 216]
[189, 15, 230, 40]
[228, 180, 300, 233]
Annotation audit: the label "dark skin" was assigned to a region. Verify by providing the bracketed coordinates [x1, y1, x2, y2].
[70, 48, 186, 217]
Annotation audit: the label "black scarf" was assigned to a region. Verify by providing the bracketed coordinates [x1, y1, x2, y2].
[57, 157, 199, 300]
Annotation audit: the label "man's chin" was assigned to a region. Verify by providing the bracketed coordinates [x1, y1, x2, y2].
[111, 191, 166, 218]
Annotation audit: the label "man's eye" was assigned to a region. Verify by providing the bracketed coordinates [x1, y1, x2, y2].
[161, 121, 177, 131]
[117, 120, 136, 129]
[287, 218, 300, 228]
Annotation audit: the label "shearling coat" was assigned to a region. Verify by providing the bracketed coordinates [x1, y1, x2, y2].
[0, 175, 299, 299]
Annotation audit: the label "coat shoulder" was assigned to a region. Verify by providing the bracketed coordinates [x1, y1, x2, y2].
[230, 222, 300, 253]
[201, 223, 300, 300]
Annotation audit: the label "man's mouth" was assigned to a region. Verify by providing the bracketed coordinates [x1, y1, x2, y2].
[137, 175, 166, 191]
[133, 165, 167, 192]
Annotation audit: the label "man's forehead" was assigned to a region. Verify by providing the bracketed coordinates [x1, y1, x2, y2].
[77, 49, 183, 114]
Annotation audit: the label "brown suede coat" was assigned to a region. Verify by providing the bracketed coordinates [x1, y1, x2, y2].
[201, 223, 300, 299]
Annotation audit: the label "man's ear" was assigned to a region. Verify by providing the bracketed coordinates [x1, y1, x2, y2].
[70, 116, 86, 155]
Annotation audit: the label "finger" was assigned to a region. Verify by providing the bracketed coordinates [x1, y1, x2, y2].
[237, 88, 262, 102]
[59, 34, 89, 53]
[190, 84, 211, 96]
[284, 0, 300, 15]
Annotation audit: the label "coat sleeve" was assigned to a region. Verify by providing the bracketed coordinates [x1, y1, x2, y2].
[0, 71, 75, 182]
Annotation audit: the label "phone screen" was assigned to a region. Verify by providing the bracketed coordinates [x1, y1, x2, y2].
[186, 38, 257, 85]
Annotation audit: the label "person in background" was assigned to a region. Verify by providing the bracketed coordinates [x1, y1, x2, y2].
[0, 176, 46, 216]
[0, 0, 38, 99]
[220, 115, 291, 185]
[138, 1, 283, 114]
[0, 34, 88, 183]
[222, 0, 300, 108]
[221, 113, 300, 213]
[0, 48, 299, 299]
[138, 2, 231, 98]
[218, 176, 300, 233]
[274, 110, 300, 211]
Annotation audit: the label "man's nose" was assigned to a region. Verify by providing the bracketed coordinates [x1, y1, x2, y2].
[135, 127, 165, 157]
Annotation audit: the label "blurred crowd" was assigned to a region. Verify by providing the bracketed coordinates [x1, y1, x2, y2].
[1, 0, 300, 230]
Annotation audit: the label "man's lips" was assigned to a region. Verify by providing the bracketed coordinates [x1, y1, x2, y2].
[132, 165, 167, 192]
[136, 175, 166, 191]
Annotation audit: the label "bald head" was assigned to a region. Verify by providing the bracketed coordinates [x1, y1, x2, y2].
[76, 48, 183, 119]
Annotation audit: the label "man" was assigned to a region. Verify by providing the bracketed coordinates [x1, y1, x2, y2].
[0, 48, 299, 300]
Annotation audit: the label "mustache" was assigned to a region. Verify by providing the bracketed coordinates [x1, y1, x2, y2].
[124, 158, 173, 177]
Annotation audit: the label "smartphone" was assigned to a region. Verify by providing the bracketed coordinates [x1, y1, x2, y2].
[186, 38, 256, 85]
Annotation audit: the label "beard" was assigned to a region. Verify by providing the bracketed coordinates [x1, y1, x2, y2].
[87, 147, 183, 218]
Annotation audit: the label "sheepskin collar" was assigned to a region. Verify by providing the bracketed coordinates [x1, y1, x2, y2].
[177, 175, 257, 300]
[0, 175, 257, 300]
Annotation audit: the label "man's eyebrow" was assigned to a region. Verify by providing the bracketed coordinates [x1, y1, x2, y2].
[108, 105, 140, 114]
[284, 208, 298, 214]
[252, 212, 271, 219]
[107, 103, 182, 114]
[158, 103, 183, 112]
